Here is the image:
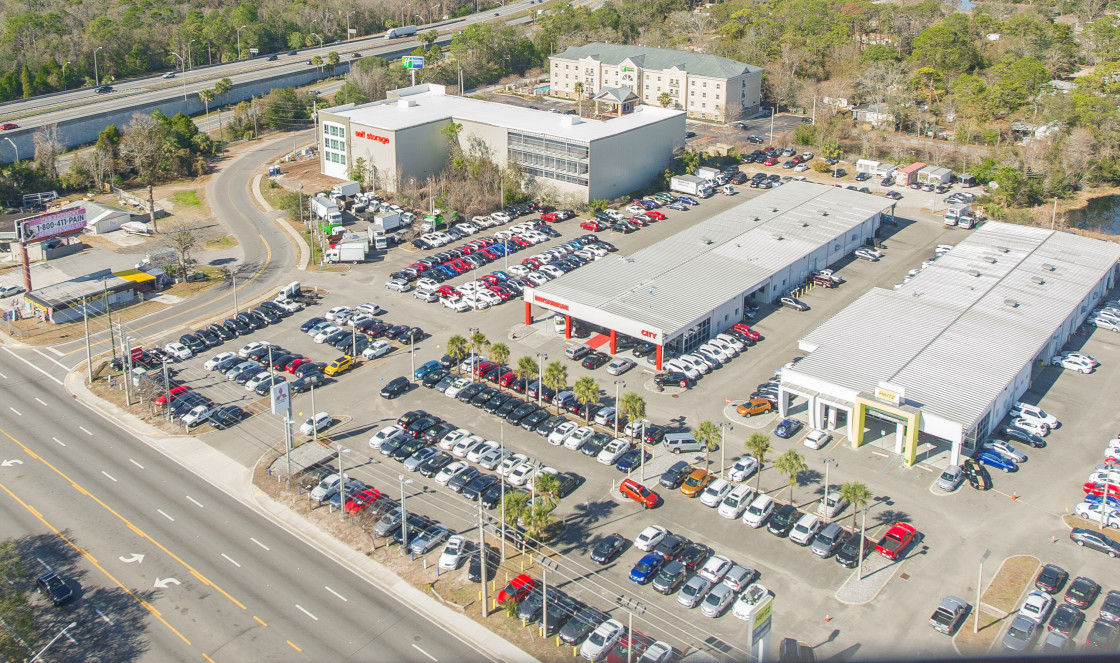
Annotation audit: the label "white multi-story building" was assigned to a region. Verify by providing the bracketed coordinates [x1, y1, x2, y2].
[549, 43, 763, 122]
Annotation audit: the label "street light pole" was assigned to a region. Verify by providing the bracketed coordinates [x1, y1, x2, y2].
[29, 621, 78, 662]
[94, 46, 103, 87]
[975, 548, 991, 634]
[499, 422, 506, 560]
[536, 353, 547, 406]
[172, 52, 187, 101]
[188, 39, 196, 70]
[613, 380, 625, 437]
[399, 474, 414, 554]
[236, 25, 247, 61]
[822, 457, 837, 522]
[858, 507, 867, 580]
[468, 327, 479, 383]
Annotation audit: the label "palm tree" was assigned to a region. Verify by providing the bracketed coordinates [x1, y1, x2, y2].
[447, 335, 468, 372]
[521, 500, 555, 548]
[534, 472, 562, 507]
[515, 356, 537, 398]
[744, 433, 771, 492]
[774, 450, 808, 505]
[543, 361, 567, 413]
[573, 81, 584, 116]
[839, 481, 873, 532]
[619, 391, 646, 427]
[573, 376, 599, 423]
[502, 491, 529, 530]
[468, 331, 489, 378]
[502, 594, 521, 617]
[488, 342, 510, 389]
[693, 420, 720, 472]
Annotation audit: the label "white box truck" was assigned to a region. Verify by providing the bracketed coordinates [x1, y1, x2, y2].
[311, 196, 342, 224]
[696, 167, 722, 181]
[670, 175, 713, 198]
[330, 181, 361, 198]
[324, 241, 367, 263]
[374, 212, 402, 232]
[369, 228, 389, 250]
[385, 25, 418, 39]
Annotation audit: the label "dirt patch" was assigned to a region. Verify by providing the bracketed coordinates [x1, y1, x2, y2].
[953, 610, 1004, 657]
[272, 157, 339, 197]
[981, 555, 1039, 615]
[1062, 514, 1118, 536]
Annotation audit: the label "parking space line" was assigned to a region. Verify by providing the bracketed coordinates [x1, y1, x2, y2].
[253, 615, 267, 626]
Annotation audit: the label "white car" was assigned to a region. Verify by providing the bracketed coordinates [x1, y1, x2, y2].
[508, 264, 530, 277]
[347, 313, 375, 327]
[699, 478, 732, 507]
[273, 298, 303, 313]
[1010, 417, 1050, 437]
[310, 473, 344, 501]
[742, 494, 775, 528]
[685, 351, 719, 371]
[853, 248, 880, 262]
[793, 163, 809, 172]
[451, 434, 486, 458]
[709, 338, 738, 357]
[499, 453, 529, 477]
[580, 619, 624, 662]
[802, 429, 832, 450]
[314, 326, 341, 343]
[442, 296, 470, 312]
[478, 445, 511, 470]
[181, 404, 217, 427]
[325, 306, 352, 321]
[698, 554, 733, 583]
[982, 439, 1027, 463]
[491, 211, 511, 223]
[727, 455, 759, 482]
[164, 342, 193, 360]
[634, 525, 667, 552]
[597, 439, 630, 465]
[507, 461, 537, 487]
[1017, 590, 1055, 625]
[461, 293, 489, 310]
[789, 513, 821, 546]
[623, 419, 651, 438]
[204, 352, 236, 370]
[445, 377, 472, 398]
[299, 412, 332, 436]
[626, 204, 646, 215]
[458, 281, 484, 294]
[593, 407, 617, 427]
[719, 484, 755, 519]
[435, 461, 468, 486]
[732, 583, 770, 621]
[385, 279, 412, 292]
[438, 535, 469, 570]
[1091, 317, 1120, 332]
[438, 429, 470, 451]
[1075, 501, 1120, 528]
[640, 641, 673, 663]
[467, 441, 498, 464]
[1051, 355, 1093, 373]
[369, 425, 404, 449]
[362, 340, 392, 359]
[564, 426, 595, 451]
[1062, 351, 1098, 366]
[477, 290, 502, 307]
[699, 342, 733, 362]
[1009, 402, 1059, 428]
[245, 371, 275, 391]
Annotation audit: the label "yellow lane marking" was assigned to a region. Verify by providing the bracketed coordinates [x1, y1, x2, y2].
[254, 615, 267, 627]
[287, 640, 302, 652]
[203, 655, 216, 663]
[0, 480, 192, 645]
[0, 424, 247, 611]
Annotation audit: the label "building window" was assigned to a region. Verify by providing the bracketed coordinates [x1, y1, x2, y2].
[702, 93, 706, 98]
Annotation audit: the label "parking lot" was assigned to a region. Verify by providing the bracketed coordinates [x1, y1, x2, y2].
[136, 173, 1120, 660]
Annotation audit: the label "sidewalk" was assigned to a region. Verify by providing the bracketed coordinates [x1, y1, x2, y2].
[250, 173, 310, 271]
[64, 370, 539, 663]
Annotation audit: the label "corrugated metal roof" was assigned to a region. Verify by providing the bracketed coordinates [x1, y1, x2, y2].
[533, 182, 894, 337]
[552, 43, 762, 78]
[790, 221, 1120, 431]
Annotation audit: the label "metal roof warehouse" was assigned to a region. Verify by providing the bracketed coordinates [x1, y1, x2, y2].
[780, 221, 1120, 468]
[523, 182, 896, 369]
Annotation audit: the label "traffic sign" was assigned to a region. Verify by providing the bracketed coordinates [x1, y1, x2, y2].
[401, 56, 425, 70]
[130, 346, 143, 362]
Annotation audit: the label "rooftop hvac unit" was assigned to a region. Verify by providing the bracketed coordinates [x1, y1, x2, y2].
[1041, 263, 1057, 272]
[969, 270, 982, 277]
[1005, 298, 1020, 308]
[1031, 276, 1045, 285]
[995, 245, 1011, 253]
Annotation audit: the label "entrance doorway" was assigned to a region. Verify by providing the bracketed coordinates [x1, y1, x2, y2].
[863, 412, 901, 453]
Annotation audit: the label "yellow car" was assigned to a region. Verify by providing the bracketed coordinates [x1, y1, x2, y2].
[680, 469, 712, 498]
[323, 356, 353, 376]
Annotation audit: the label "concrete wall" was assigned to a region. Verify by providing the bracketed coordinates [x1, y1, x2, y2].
[587, 109, 682, 201]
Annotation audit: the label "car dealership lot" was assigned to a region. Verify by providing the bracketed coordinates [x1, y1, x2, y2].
[157, 188, 1120, 659]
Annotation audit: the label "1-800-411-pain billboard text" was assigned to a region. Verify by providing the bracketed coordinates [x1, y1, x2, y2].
[20, 208, 87, 242]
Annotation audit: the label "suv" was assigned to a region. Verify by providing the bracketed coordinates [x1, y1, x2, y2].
[660, 460, 691, 489]
[618, 478, 659, 508]
[736, 398, 772, 418]
[37, 571, 73, 605]
[94, 84, 113, 93]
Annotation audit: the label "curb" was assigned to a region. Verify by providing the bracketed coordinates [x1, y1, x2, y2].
[250, 173, 310, 271]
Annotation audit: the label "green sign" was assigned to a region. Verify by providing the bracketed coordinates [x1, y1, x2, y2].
[401, 56, 425, 70]
[620, 66, 634, 73]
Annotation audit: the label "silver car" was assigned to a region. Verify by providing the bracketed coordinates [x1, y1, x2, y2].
[409, 523, 450, 555]
[677, 576, 712, 609]
[700, 582, 735, 618]
[606, 357, 635, 376]
[936, 465, 963, 491]
[1001, 615, 1039, 652]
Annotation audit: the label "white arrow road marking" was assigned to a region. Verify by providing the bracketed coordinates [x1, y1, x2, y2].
[153, 578, 181, 589]
[221, 553, 241, 568]
[1, 459, 23, 467]
[325, 586, 348, 602]
[295, 605, 319, 621]
[118, 553, 145, 564]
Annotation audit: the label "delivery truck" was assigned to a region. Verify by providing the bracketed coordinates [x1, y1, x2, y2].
[330, 181, 361, 198]
[324, 241, 367, 263]
[374, 212, 402, 232]
[311, 196, 342, 224]
[670, 175, 713, 198]
[385, 25, 418, 39]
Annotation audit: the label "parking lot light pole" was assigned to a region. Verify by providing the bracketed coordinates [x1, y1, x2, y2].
[615, 595, 645, 663]
[399, 474, 414, 554]
[310, 381, 317, 444]
[720, 424, 733, 479]
[468, 327, 479, 383]
[1102, 463, 1115, 530]
[29, 621, 77, 662]
[337, 444, 349, 519]
[613, 380, 625, 437]
[822, 457, 837, 522]
[539, 556, 560, 637]
[535, 353, 547, 406]
[500, 422, 506, 560]
[478, 498, 489, 616]
[640, 420, 647, 481]
[410, 334, 416, 377]
[975, 548, 991, 634]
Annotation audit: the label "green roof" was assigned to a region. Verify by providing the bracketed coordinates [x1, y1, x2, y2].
[553, 43, 761, 78]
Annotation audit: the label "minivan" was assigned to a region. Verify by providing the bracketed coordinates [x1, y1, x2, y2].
[663, 433, 704, 454]
[564, 343, 592, 360]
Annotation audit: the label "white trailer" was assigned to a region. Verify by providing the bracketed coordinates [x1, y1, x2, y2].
[324, 241, 367, 263]
[385, 25, 418, 39]
[696, 167, 722, 181]
[374, 212, 402, 232]
[330, 181, 361, 198]
[311, 196, 342, 224]
[670, 175, 713, 198]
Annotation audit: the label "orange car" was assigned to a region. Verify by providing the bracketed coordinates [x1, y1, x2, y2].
[736, 398, 773, 418]
[680, 469, 712, 497]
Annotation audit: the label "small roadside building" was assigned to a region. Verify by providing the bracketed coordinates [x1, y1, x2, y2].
[896, 162, 925, 186]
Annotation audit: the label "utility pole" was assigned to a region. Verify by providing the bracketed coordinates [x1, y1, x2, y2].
[478, 498, 489, 616]
[1050, 197, 1058, 231]
[310, 381, 318, 444]
[613, 380, 625, 437]
[975, 549, 991, 634]
[822, 457, 837, 523]
[499, 422, 507, 560]
[770, 106, 775, 143]
[337, 443, 347, 518]
[82, 299, 93, 383]
[103, 277, 116, 362]
[162, 360, 171, 420]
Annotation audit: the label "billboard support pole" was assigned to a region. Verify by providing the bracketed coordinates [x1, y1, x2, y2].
[103, 277, 116, 362]
[19, 239, 31, 295]
[82, 298, 93, 383]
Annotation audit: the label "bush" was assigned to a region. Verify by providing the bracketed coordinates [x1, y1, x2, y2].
[811, 161, 832, 173]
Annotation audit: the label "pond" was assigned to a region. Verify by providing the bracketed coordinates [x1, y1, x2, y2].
[1071, 195, 1120, 235]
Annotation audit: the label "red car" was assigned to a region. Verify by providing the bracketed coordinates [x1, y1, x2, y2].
[1083, 482, 1120, 497]
[510, 236, 531, 247]
[479, 274, 501, 286]
[345, 487, 381, 514]
[0, 123, 17, 130]
[407, 262, 428, 273]
[488, 286, 512, 301]
[763, 156, 779, 166]
[496, 574, 536, 604]
[540, 212, 559, 222]
[646, 210, 666, 221]
[628, 216, 648, 227]
[581, 220, 607, 232]
[732, 323, 762, 341]
[474, 361, 495, 376]
[522, 257, 542, 268]
[481, 249, 500, 260]
[285, 357, 310, 373]
[435, 285, 460, 298]
[499, 372, 517, 387]
[619, 478, 659, 509]
[875, 522, 917, 560]
[154, 385, 190, 407]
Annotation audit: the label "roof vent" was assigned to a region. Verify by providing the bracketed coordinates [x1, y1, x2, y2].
[397, 98, 416, 108]
[995, 245, 1011, 253]
[771, 207, 779, 213]
[1041, 263, 1056, 272]
[983, 256, 997, 264]
[698, 237, 712, 245]
[969, 270, 982, 277]
[1004, 298, 1020, 308]
[1031, 276, 1045, 285]
[752, 216, 760, 222]
[820, 210, 829, 217]
[801, 222, 810, 228]
[773, 233, 784, 241]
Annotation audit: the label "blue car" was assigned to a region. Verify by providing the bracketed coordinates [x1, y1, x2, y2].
[300, 316, 326, 333]
[1085, 493, 1120, 510]
[976, 450, 1017, 473]
[490, 271, 509, 282]
[616, 448, 652, 473]
[774, 418, 803, 439]
[678, 196, 699, 206]
[414, 360, 442, 379]
[629, 553, 664, 585]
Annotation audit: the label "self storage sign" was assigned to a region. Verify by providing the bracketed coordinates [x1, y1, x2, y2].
[21, 208, 87, 242]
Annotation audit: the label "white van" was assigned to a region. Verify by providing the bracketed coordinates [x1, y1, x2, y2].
[564, 343, 592, 360]
[663, 433, 704, 454]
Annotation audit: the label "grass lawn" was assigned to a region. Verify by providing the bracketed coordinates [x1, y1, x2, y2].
[171, 190, 202, 206]
[953, 611, 1004, 657]
[204, 235, 239, 250]
[981, 555, 1039, 614]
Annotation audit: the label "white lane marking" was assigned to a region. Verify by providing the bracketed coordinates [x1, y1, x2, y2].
[79, 426, 92, 436]
[96, 609, 114, 625]
[47, 347, 64, 357]
[221, 553, 241, 568]
[412, 644, 438, 662]
[1, 348, 62, 385]
[185, 496, 204, 508]
[250, 537, 270, 551]
[129, 458, 144, 469]
[295, 604, 319, 621]
[51, 437, 65, 447]
[34, 348, 71, 370]
[157, 509, 175, 522]
[101, 471, 117, 482]
[325, 586, 348, 602]
[9, 407, 20, 416]
[0, 370, 7, 378]
[34, 397, 46, 406]
[37, 558, 51, 570]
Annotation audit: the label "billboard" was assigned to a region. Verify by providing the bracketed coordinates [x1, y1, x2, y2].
[401, 56, 425, 70]
[270, 381, 291, 415]
[21, 208, 87, 243]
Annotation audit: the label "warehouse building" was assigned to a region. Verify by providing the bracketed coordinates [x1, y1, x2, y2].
[780, 222, 1120, 468]
[317, 84, 684, 203]
[549, 43, 763, 122]
[523, 182, 896, 370]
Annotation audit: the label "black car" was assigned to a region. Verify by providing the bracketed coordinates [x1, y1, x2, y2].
[481, 484, 520, 510]
[434, 374, 457, 393]
[654, 372, 692, 389]
[1035, 564, 1068, 594]
[236, 311, 265, 330]
[590, 533, 626, 564]
[456, 382, 486, 403]
[1048, 604, 1085, 636]
[1101, 590, 1120, 622]
[541, 593, 582, 638]
[470, 388, 497, 408]
[581, 352, 609, 369]
[521, 409, 550, 431]
[36, 571, 73, 605]
[1065, 575, 1101, 608]
[1085, 619, 1120, 652]
[462, 474, 500, 501]
[380, 376, 411, 399]
[179, 334, 206, 354]
[254, 375, 282, 396]
[675, 542, 710, 571]
[418, 452, 453, 478]
[224, 318, 250, 335]
[652, 560, 688, 595]
[535, 414, 566, 437]
[291, 373, 324, 393]
[208, 323, 236, 341]
[448, 467, 481, 493]
[559, 606, 609, 646]
[424, 422, 457, 445]
[234, 367, 265, 385]
[485, 392, 513, 414]
[294, 362, 325, 378]
[379, 433, 411, 458]
[998, 426, 1046, 448]
[768, 504, 800, 537]
[195, 329, 221, 347]
[391, 437, 427, 462]
[255, 307, 282, 324]
[653, 533, 688, 560]
[468, 544, 501, 583]
[214, 355, 243, 373]
[422, 368, 449, 388]
[406, 415, 441, 438]
[506, 401, 538, 424]
[834, 531, 872, 569]
[582, 432, 612, 457]
[660, 460, 692, 489]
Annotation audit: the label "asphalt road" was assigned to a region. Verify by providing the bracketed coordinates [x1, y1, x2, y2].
[0, 337, 487, 662]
